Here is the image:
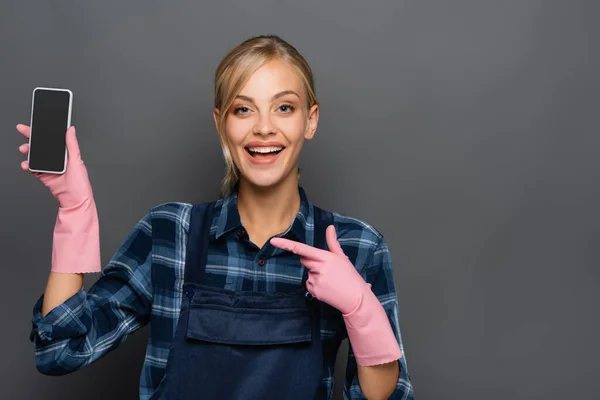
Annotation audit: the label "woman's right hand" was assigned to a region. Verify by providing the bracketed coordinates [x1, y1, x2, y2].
[17, 124, 94, 208]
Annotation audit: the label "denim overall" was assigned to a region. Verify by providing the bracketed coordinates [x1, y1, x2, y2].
[152, 202, 332, 399]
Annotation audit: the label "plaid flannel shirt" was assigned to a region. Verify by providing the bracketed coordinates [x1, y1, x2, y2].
[30, 186, 414, 399]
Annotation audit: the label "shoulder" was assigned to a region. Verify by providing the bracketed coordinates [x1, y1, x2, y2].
[148, 202, 193, 225]
[330, 209, 383, 246]
[145, 199, 220, 232]
[314, 205, 387, 272]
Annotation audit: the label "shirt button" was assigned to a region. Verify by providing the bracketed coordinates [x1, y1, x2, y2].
[258, 259, 265, 266]
[238, 228, 246, 237]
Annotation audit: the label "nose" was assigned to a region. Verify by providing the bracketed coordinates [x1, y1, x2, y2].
[252, 112, 276, 136]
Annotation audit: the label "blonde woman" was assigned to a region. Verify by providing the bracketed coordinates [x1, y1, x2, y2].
[21, 35, 414, 399]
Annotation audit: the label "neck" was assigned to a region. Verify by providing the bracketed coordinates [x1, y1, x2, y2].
[237, 174, 301, 240]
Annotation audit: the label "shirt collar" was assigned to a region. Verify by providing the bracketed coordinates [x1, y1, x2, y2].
[213, 184, 312, 244]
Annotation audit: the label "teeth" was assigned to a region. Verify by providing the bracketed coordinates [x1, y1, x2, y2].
[248, 146, 283, 153]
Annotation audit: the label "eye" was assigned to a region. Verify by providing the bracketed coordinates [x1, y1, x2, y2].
[278, 104, 295, 113]
[233, 106, 250, 115]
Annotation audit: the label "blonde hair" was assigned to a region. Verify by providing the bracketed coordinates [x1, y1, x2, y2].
[214, 35, 318, 197]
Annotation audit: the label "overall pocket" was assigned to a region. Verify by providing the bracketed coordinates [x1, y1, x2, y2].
[186, 301, 313, 346]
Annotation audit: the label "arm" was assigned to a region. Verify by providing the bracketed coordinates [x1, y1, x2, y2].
[345, 236, 414, 399]
[41, 272, 84, 318]
[356, 362, 400, 400]
[30, 211, 154, 376]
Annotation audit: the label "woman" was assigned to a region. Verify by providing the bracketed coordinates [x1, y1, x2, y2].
[21, 35, 414, 399]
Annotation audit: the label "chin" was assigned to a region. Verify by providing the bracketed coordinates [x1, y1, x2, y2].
[241, 173, 287, 189]
[237, 164, 298, 190]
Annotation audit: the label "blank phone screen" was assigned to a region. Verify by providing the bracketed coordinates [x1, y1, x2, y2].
[28, 89, 71, 173]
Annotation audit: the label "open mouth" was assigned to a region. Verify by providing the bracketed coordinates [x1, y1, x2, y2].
[245, 146, 285, 157]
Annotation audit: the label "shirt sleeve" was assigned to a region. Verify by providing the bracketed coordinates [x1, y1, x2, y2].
[344, 235, 414, 399]
[29, 210, 154, 376]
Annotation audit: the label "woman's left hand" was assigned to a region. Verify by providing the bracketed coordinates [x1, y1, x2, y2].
[270, 225, 369, 315]
[272, 225, 402, 369]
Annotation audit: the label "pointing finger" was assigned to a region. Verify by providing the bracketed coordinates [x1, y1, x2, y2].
[270, 237, 325, 260]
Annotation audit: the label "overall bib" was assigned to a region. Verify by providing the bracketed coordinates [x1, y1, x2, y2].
[151, 202, 333, 399]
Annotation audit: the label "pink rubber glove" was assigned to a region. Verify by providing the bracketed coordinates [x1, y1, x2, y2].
[18, 124, 101, 273]
[270, 226, 402, 366]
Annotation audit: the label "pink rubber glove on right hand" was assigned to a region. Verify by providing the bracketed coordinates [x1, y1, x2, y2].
[18, 124, 101, 273]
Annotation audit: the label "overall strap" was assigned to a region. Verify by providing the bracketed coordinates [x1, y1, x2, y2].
[312, 205, 334, 251]
[304, 205, 334, 310]
[183, 202, 215, 285]
[299, 205, 334, 287]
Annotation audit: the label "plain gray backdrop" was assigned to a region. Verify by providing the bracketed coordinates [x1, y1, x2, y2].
[1, 1, 599, 399]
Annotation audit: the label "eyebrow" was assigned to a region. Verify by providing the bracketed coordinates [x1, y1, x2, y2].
[235, 90, 300, 103]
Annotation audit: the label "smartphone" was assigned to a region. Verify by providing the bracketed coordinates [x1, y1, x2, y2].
[27, 87, 73, 174]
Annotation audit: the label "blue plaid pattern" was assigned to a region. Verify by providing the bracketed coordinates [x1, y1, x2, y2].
[30, 186, 414, 399]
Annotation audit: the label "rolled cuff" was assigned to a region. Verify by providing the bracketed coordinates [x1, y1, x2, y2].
[30, 288, 88, 343]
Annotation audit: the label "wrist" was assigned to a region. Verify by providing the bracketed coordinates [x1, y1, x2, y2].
[341, 281, 371, 318]
[58, 196, 93, 213]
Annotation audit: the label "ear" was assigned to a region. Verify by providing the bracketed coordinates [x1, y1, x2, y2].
[213, 108, 220, 131]
[304, 104, 319, 140]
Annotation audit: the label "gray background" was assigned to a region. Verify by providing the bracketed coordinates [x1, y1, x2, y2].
[1, 1, 598, 399]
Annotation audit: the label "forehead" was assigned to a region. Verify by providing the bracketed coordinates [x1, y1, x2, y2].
[238, 58, 305, 99]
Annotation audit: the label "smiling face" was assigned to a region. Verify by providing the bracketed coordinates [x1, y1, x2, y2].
[214, 58, 319, 191]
